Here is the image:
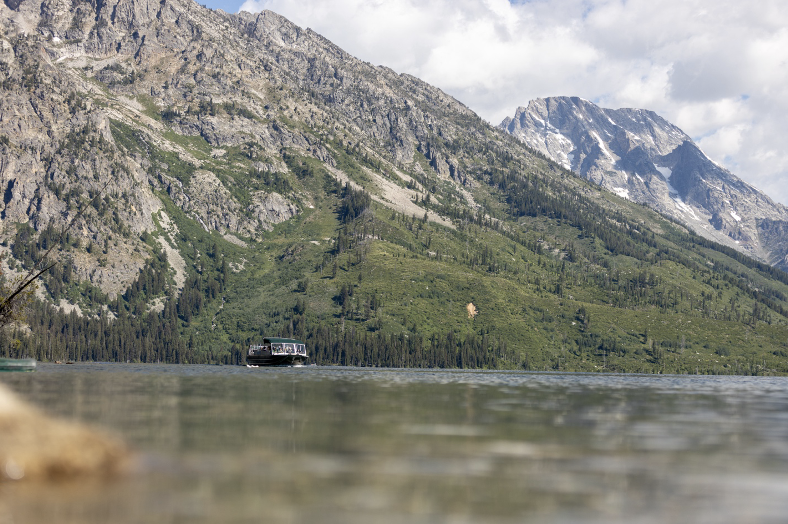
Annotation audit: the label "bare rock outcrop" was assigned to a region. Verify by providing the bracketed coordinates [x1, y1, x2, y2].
[249, 191, 298, 229]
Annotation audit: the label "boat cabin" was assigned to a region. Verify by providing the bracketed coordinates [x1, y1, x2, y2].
[248, 337, 307, 357]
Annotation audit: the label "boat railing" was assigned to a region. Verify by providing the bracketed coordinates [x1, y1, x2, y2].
[249, 343, 307, 356]
[248, 345, 269, 356]
[274, 344, 307, 355]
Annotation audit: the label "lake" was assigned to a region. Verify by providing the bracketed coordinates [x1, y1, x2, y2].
[2, 363, 788, 523]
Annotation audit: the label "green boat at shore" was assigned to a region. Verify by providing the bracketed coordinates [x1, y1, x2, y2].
[0, 358, 36, 372]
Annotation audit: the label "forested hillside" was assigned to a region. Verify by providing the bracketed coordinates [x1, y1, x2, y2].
[2, 0, 788, 374]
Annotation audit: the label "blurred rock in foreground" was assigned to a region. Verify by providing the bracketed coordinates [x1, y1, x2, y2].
[0, 383, 127, 481]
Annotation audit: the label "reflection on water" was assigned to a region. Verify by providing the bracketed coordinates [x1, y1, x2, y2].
[3, 364, 788, 523]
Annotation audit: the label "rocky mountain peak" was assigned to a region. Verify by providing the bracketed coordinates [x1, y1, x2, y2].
[500, 96, 788, 269]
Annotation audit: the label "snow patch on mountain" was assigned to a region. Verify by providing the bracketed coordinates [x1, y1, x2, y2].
[591, 131, 614, 161]
[655, 165, 672, 179]
[613, 187, 630, 200]
[674, 198, 700, 221]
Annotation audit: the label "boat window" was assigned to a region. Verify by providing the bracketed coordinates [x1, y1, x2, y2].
[284, 343, 295, 353]
[249, 345, 265, 356]
[272, 343, 283, 351]
[298, 344, 305, 353]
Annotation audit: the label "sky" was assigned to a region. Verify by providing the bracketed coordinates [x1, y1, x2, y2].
[201, 0, 788, 205]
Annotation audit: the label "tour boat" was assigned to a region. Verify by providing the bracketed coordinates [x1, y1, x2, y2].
[247, 337, 308, 367]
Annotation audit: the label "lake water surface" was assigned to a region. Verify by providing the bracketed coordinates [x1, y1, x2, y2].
[3, 363, 788, 523]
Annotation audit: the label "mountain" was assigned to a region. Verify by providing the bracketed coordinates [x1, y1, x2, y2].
[2, 0, 788, 374]
[500, 97, 788, 270]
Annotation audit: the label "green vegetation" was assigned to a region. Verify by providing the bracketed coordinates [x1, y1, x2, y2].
[9, 160, 788, 374]
[4, 27, 788, 374]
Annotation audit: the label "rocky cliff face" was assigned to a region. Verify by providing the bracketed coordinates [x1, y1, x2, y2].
[6, 0, 788, 311]
[500, 97, 788, 269]
[0, 0, 503, 299]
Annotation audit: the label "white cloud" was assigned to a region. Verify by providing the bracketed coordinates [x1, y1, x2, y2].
[239, 0, 788, 205]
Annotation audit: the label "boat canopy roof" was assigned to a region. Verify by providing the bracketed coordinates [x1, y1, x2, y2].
[263, 337, 305, 345]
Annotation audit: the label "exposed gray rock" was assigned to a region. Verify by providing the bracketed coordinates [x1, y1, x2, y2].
[501, 97, 788, 269]
[161, 169, 298, 239]
[5, 0, 740, 308]
[248, 191, 298, 229]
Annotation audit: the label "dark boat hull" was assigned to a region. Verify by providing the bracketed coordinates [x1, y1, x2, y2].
[247, 354, 308, 366]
